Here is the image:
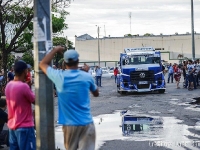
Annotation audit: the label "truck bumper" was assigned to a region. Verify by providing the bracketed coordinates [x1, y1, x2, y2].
[118, 87, 166, 93]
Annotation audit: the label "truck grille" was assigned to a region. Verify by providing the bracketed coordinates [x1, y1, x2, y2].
[137, 84, 149, 89]
[130, 71, 154, 83]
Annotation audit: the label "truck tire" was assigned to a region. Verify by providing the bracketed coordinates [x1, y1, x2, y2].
[117, 86, 127, 94]
[120, 91, 127, 95]
[158, 89, 165, 93]
[117, 88, 120, 93]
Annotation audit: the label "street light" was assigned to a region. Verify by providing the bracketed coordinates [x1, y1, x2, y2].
[191, 0, 195, 60]
[96, 25, 100, 66]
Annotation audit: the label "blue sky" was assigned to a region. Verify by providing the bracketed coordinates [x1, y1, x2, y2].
[63, 0, 200, 44]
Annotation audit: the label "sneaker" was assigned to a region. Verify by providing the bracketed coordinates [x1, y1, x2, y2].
[188, 88, 193, 91]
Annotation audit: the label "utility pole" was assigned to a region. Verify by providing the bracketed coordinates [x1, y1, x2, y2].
[33, 0, 55, 149]
[97, 26, 100, 66]
[129, 12, 132, 34]
[104, 24, 106, 37]
[191, 0, 195, 60]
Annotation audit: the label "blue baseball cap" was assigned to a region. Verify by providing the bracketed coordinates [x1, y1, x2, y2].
[14, 60, 27, 74]
[64, 49, 79, 63]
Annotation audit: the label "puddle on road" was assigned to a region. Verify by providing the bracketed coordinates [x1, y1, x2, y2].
[94, 111, 200, 150]
[148, 110, 161, 114]
[128, 104, 141, 108]
[170, 98, 179, 101]
[182, 97, 200, 112]
[167, 109, 175, 112]
[189, 97, 200, 105]
[185, 106, 200, 112]
[55, 111, 200, 150]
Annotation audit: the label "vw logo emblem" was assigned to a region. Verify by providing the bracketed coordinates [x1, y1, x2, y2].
[139, 73, 145, 78]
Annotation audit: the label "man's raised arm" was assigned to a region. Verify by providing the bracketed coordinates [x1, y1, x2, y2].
[39, 46, 64, 74]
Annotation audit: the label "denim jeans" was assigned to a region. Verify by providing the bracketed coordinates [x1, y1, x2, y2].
[9, 127, 36, 150]
[193, 75, 197, 89]
[168, 73, 173, 83]
[96, 76, 102, 86]
[115, 75, 117, 83]
[185, 74, 189, 88]
[196, 74, 200, 86]
[0, 130, 9, 146]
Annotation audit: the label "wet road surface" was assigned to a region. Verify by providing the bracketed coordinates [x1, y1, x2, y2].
[3, 76, 200, 150]
[88, 77, 200, 150]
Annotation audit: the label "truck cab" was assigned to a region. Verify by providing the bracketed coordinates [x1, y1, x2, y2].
[117, 47, 166, 94]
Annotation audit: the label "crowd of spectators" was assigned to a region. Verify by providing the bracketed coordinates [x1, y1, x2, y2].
[166, 59, 200, 90]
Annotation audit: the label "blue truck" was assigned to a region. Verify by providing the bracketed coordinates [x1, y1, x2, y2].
[117, 47, 166, 94]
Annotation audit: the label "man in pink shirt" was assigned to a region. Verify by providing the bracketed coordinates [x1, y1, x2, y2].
[5, 60, 35, 150]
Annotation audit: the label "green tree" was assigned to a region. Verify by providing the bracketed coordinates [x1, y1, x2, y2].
[7, 54, 15, 69]
[21, 51, 34, 67]
[0, 1, 69, 78]
[144, 33, 154, 36]
[124, 34, 132, 37]
[53, 37, 74, 67]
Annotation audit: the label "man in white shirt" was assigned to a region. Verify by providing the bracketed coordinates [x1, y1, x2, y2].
[95, 66, 102, 87]
[88, 68, 93, 75]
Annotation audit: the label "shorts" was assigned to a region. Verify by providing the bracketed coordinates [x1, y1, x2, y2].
[174, 75, 181, 81]
[188, 74, 194, 82]
[9, 127, 36, 150]
[62, 123, 96, 150]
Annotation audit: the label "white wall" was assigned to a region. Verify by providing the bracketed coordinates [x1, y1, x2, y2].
[75, 34, 200, 63]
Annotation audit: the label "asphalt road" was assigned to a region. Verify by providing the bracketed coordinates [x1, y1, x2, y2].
[2, 76, 200, 150]
[90, 76, 200, 150]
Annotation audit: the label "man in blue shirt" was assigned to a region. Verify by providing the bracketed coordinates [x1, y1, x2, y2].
[39, 46, 99, 150]
[167, 63, 174, 83]
[7, 68, 14, 82]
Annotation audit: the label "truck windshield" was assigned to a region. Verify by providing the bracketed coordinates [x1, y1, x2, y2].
[123, 55, 160, 65]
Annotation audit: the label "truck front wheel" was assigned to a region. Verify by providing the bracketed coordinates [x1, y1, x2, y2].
[158, 89, 165, 93]
[117, 85, 127, 95]
[120, 91, 127, 95]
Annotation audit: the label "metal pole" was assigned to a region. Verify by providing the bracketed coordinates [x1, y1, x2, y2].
[33, 0, 55, 149]
[191, 0, 195, 60]
[98, 26, 100, 66]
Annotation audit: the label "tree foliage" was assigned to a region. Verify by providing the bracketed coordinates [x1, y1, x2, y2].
[144, 33, 154, 36]
[7, 54, 15, 69]
[0, 0, 71, 78]
[53, 37, 74, 67]
[124, 34, 139, 37]
[21, 51, 34, 67]
[52, 15, 68, 33]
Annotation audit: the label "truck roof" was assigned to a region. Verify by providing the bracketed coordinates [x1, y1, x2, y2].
[124, 47, 155, 53]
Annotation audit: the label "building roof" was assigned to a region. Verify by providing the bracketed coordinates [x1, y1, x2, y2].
[76, 34, 94, 41]
[76, 33, 200, 41]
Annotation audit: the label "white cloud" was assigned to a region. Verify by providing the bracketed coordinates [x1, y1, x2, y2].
[63, 0, 200, 44]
